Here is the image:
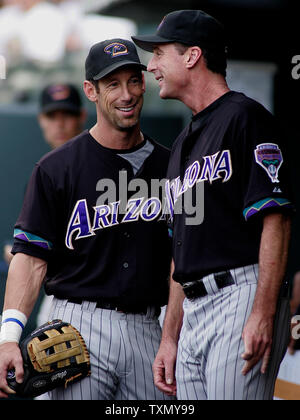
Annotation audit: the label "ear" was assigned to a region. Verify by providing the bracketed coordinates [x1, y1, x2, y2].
[83, 80, 98, 103]
[184, 46, 202, 69]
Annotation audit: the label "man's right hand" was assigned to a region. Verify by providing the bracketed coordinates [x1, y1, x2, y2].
[0, 342, 24, 398]
[153, 339, 177, 397]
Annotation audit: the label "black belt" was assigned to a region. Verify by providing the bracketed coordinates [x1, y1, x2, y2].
[68, 298, 160, 316]
[182, 271, 235, 300]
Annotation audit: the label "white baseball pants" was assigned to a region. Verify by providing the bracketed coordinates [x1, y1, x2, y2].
[176, 264, 290, 400]
[42, 298, 174, 400]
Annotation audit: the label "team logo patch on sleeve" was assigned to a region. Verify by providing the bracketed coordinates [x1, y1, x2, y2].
[254, 143, 283, 183]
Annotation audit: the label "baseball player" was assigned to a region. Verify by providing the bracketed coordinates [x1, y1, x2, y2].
[36, 83, 87, 334]
[38, 83, 87, 150]
[0, 38, 173, 400]
[133, 10, 294, 400]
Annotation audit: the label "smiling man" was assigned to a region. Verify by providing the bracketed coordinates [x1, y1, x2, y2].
[133, 10, 294, 400]
[84, 41, 146, 146]
[0, 39, 173, 401]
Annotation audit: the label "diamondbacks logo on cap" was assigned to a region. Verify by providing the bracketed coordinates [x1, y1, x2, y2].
[104, 43, 128, 58]
[48, 85, 70, 101]
[254, 143, 283, 183]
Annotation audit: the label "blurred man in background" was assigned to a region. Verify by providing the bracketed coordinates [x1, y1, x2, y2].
[0, 0, 68, 64]
[36, 83, 86, 326]
[3, 83, 86, 329]
[16, 0, 68, 64]
[4, 83, 86, 262]
[274, 272, 300, 399]
[38, 83, 86, 149]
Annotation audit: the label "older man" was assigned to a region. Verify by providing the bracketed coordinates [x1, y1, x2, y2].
[133, 9, 294, 400]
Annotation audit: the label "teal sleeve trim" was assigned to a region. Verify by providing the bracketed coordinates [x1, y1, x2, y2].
[14, 229, 53, 250]
[243, 197, 293, 221]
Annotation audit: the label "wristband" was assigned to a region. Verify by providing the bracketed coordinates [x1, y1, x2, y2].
[0, 309, 28, 345]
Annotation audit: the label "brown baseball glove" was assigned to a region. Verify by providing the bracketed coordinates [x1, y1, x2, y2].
[6, 319, 90, 398]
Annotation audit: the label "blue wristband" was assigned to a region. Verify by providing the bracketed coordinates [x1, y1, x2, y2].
[2, 318, 25, 330]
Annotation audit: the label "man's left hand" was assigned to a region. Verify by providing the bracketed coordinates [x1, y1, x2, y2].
[241, 312, 274, 375]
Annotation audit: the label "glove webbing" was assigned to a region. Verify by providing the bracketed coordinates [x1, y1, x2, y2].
[27, 326, 89, 372]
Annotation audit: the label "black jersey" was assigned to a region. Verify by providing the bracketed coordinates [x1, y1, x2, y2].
[166, 91, 294, 284]
[12, 130, 172, 307]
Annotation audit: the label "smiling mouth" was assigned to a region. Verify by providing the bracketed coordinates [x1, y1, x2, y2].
[116, 104, 136, 113]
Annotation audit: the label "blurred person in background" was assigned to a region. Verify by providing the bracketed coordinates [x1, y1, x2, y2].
[2, 84, 85, 261]
[0, 0, 22, 61]
[36, 83, 86, 327]
[17, 0, 68, 64]
[51, 0, 137, 52]
[0, 0, 68, 65]
[1, 0, 138, 103]
[285, 272, 300, 356]
[50, 0, 83, 52]
[38, 83, 86, 149]
[1, 0, 137, 63]
[2, 83, 86, 329]
[3, 243, 14, 266]
[290, 272, 300, 320]
[275, 272, 300, 398]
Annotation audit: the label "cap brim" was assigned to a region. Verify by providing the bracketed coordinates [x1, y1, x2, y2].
[132, 35, 173, 52]
[41, 102, 81, 114]
[92, 61, 147, 81]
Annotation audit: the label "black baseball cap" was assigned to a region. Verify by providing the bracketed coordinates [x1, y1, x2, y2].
[85, 38, 147, 81]
[132, 10, 226, 52]
[40, 84, 82, 114]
